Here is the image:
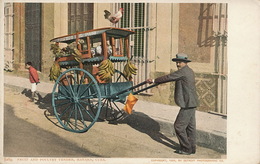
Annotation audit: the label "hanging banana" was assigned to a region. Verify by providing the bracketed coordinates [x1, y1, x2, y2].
[72, 48, 83, 62]
[49, 62, 61, 81]
[97, 59, 115, 83]
[123, 59, 138, 80]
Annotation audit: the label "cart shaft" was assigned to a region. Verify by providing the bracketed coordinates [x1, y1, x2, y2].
[132, 83, 158, 95]
[110, 81, 158, 99]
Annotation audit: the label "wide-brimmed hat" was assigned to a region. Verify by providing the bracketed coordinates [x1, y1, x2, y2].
[172, 53, 191, 62]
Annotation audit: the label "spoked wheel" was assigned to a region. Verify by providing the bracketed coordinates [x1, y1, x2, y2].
[90, 98, 127, 122]
[52, 68, 101, 133]
[90, 70, 129, 122]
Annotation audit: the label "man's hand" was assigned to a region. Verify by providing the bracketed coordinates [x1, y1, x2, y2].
[145, 79, 154, 84]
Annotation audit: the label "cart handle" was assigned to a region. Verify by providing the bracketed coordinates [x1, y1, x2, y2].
[132, 82, 159, 95]
[110, 81, 159, 99]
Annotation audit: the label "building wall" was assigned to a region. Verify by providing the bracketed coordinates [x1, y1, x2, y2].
[10, 3, 226, 113]
[139, 3, 181, 105]
[13, 3, 25, 71]
[179, 3, 212, 64]
[94, 3, 111, 28]
[137, 3, 223, 113]
[41, 4, 55, 77]
[154, 4, 173, 73]
[53, 4, 68, 38]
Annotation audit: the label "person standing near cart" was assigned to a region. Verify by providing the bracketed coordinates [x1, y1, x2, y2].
[146, 53, 199, 155]
[26, 62, 40, 102]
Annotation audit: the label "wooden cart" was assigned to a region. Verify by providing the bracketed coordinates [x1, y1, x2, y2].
[50, 27, 157, 133]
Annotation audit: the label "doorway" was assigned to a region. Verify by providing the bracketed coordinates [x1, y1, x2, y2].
[25, 3, 42, 71]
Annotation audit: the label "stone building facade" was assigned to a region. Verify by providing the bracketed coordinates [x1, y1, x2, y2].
[5, 3, 228, 114]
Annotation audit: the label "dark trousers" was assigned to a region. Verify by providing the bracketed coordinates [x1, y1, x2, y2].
[174, 108, 196, 153]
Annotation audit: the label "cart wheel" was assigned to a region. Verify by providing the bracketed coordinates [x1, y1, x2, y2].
[52, 68, 101, 133]
[90, 69, 128, 122]
[90, 98, 127, 122]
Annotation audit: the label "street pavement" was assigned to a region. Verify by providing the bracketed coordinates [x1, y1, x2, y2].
[4, 103, 99, 157]
[3, 86, 225, 161]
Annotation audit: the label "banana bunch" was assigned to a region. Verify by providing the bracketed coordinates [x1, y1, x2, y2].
[50, 40, 85, 61]
[67, 41, 82, 62]
[50, 44, 66, 58]
[97, 59, 115, 82]
[72, 48, 83, 62]
[123, 60, 138, 80]
[49, 62, 61, 81]
[50, 44, 60, 54]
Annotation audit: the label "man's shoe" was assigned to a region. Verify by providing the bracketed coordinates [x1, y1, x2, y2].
[174, 150, 191, 155]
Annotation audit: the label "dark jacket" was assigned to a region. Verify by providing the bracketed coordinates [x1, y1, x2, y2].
[154, 65, 199, 108]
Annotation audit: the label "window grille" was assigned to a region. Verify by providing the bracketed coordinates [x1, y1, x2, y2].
[4, 3, 14, 71]
[115, 3, 152, 94]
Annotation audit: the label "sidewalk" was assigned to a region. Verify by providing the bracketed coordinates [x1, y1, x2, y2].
[4, 74, 226, 153]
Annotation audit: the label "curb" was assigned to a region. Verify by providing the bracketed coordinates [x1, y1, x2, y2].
[128, 112, 226, 154]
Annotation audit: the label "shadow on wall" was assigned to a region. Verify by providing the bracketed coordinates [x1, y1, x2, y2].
[197, 3, 215, 47]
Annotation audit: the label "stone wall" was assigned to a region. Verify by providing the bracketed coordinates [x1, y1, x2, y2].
[13, 3, 26, 70]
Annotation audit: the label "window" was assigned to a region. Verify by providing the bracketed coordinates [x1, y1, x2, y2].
[117, 3, 152, 92]
[68, 3, 94, 34]
[4, 3, 14, 71]
[25, 3, 42, 71]
[120, 3, 145, 57]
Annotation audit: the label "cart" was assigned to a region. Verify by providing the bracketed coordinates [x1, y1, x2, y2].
[50, 27, 158, 133]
